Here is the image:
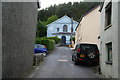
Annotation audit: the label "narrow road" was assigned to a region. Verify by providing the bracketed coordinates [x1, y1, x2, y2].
[31, 47, 99, 78]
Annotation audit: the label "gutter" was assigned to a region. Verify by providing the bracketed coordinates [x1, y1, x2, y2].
[75, 15, 84, 31]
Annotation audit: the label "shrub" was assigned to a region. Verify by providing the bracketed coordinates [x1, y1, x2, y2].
[72, 37, 75, 44]
[36, 37, 55, 51]
[70, 37, 75, 44]
[47, 40, 55, 51]
[47, 37, 61, 44]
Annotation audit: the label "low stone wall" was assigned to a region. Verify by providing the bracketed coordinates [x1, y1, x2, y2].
[33, 53, 44, 66]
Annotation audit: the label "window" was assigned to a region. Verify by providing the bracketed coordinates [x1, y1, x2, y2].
[57, 28, 59, 32]
[105, 2, 112, 28]
[63, 25, 68, 32]
[106, 42, 112, 64]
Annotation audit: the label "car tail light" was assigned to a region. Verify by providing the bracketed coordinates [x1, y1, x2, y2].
[94, 60, 98, 62]
[77, 48, 81, 53]
[44, 46, 47, 48]
[79, 59, 83, 60]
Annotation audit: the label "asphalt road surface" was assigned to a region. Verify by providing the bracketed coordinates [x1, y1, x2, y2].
[31, 46, 99, 78]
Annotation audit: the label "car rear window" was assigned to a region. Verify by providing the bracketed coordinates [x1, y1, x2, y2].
[80, 44, 98, 51]
[35, 45, 45, 48]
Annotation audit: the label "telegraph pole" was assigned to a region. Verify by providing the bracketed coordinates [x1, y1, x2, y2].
[71, 17, 73, 33]
[70, 17, 73, 45]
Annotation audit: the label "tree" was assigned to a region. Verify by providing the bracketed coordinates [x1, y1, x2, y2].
[36, 2, 100, 37]
[42, 15, 58, 26]
[46, 15, 58, 25]
[36, 21, 47, 37]
[38, 2, 100, 21]
[36, 15, 58, 38]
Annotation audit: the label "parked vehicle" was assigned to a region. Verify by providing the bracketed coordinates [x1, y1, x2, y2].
[72, 43, 99, 65]
[34, 44, 48, 57]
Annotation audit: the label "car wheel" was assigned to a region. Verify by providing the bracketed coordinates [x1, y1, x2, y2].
[72, 56, 74, 61]
[72, 58, 74, 61]
[43, 52, 47, 57]
[88, 52, 95, 59]
[73, 60, 78, 65]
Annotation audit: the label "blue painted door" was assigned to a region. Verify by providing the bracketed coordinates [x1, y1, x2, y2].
[61, 36, 66, 44]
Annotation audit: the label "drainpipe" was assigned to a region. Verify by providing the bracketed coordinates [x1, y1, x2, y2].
[70, 17, 73, 45]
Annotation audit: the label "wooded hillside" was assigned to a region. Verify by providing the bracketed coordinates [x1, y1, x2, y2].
[38, 2, 100, 22]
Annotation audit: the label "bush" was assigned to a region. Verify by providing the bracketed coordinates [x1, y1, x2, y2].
[72, 37, 75, 44]
[36, 37, 55, 51]
[70, 37, 75, 44]
[47, 37, 61, 44]
[48, 40, 55, 51]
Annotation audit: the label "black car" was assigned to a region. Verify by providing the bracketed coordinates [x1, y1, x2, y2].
[72, 43, 99, 65]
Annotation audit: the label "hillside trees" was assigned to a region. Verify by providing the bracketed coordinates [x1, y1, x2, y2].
[36, 21, 47, 37]
[36, 2, 100, 37]
[38, 2, 100, 21]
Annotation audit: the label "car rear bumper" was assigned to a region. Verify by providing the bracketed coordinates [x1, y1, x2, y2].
[34, 50, 48, 53]
[75, 58, 99, 64]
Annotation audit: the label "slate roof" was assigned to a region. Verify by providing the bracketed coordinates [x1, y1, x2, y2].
[47, 15, 78, 26]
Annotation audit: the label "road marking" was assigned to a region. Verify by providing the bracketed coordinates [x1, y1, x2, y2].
[62, 56, 67, 57]
[58, 59, 68, 62]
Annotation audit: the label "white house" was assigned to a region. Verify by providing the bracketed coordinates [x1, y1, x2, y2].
[100, 0, 120, 78]
[75, 5, 100, 48]
[47, 15, 78, 45]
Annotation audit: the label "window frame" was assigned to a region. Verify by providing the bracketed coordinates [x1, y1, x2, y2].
[105, 42, 112, 65]
[105, 2, 112, 30]
[63, 25, 68, 32]
[57, 28, 59, 32]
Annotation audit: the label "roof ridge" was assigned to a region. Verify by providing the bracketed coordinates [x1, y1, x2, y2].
[47, 15, 78, 26]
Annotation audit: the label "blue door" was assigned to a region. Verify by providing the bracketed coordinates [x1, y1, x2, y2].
[61, 36, 66, 45]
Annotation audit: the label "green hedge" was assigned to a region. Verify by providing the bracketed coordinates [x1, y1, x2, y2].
[47, 37, 61, 44]
[36, 37, 55, 51]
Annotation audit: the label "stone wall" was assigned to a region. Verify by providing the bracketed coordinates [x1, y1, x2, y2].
[2, 2, 38, 78]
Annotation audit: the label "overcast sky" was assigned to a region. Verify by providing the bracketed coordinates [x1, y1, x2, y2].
[40, 0, 83, 9]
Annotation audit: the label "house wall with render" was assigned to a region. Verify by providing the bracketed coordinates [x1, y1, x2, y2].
[75, 6, 100, 48]
[100, 0, 119, 78]
[47, 15, 78, 45]
[2, 2, 38, 78]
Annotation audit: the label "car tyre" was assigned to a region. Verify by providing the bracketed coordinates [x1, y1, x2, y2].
[73, 60, 78, 65]
[72, 56, 74, 61]
[72, 58, 74, 61]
